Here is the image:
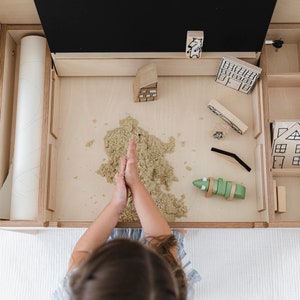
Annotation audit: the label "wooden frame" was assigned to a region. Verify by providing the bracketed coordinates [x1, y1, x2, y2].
[51, 52, 260, 77]
[1, 24, 300, 228]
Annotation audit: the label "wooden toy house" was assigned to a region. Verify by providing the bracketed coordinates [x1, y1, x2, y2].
[215, 56, 262, 94]
[271, 121, 300, 168]
[133, 63, 158, 102]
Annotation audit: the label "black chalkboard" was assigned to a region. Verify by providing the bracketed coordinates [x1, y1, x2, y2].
[34, 0, 277, 53]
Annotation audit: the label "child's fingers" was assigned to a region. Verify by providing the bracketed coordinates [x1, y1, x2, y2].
[127, 138, 138, 161]
[114, 157, 126, 183]
[119, 156, 126, 175]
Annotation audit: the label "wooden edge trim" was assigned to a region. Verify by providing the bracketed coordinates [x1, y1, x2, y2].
[0, 25, 8, 116]
[6, 24, 43, 31]
[53, 221, 268, 229]
[37, 46, 52, 222]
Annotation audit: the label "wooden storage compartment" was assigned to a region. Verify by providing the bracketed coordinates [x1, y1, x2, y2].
[49, 76, 268, 228]
[261, 23, 300, 227]
[265, 24, 300, 74]
[272, 175, 300, 223]
[0, 25, 51, 227]
[268, 87, 300, 120]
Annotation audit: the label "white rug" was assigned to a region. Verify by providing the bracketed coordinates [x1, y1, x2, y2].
[0, 228, 300, 300]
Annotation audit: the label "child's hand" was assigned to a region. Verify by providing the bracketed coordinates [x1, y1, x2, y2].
[111, 156, 128, 214]
[124, 139, 140, 188]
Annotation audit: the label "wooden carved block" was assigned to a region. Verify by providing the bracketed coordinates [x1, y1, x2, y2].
[186, 31, 204, 59]
[277, 185, 286, 213]
[193, 177, 246, 200]
[216, 56, 262, 94]
[133, 63, 158, 102]
[208, 99, 248, 135]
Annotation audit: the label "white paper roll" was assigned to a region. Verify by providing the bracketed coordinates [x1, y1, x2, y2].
[10, 36, 47, 220]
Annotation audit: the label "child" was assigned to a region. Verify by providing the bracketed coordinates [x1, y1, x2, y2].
[53, 139, 200, 299]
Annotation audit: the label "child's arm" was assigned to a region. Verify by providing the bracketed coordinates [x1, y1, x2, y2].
[125, 139, 172, 239]
[68, 157, 128, 271]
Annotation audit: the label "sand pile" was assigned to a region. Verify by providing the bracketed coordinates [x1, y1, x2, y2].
[97, 116, 187, 222]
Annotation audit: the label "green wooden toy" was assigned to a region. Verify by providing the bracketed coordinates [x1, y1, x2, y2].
[193, 177, 246, 200]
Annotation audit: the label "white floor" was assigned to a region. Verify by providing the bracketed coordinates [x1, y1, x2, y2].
[0, 228, 300, 300]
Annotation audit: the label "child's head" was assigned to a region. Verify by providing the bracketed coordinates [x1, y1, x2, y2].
[70, 238, 187, 300]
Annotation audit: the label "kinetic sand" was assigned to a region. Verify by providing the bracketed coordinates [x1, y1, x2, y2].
[97, 116, 187, 222]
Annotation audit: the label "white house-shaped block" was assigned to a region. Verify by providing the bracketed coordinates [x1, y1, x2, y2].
[215, 56, 262, 94]
[271, 121, 300, 168]
[186, 31, 204, 59]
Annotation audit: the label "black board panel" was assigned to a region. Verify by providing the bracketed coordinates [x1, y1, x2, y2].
[34, 0, 277, 53]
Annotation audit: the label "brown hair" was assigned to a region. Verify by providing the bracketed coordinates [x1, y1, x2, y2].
[70, 236, 187, 300]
